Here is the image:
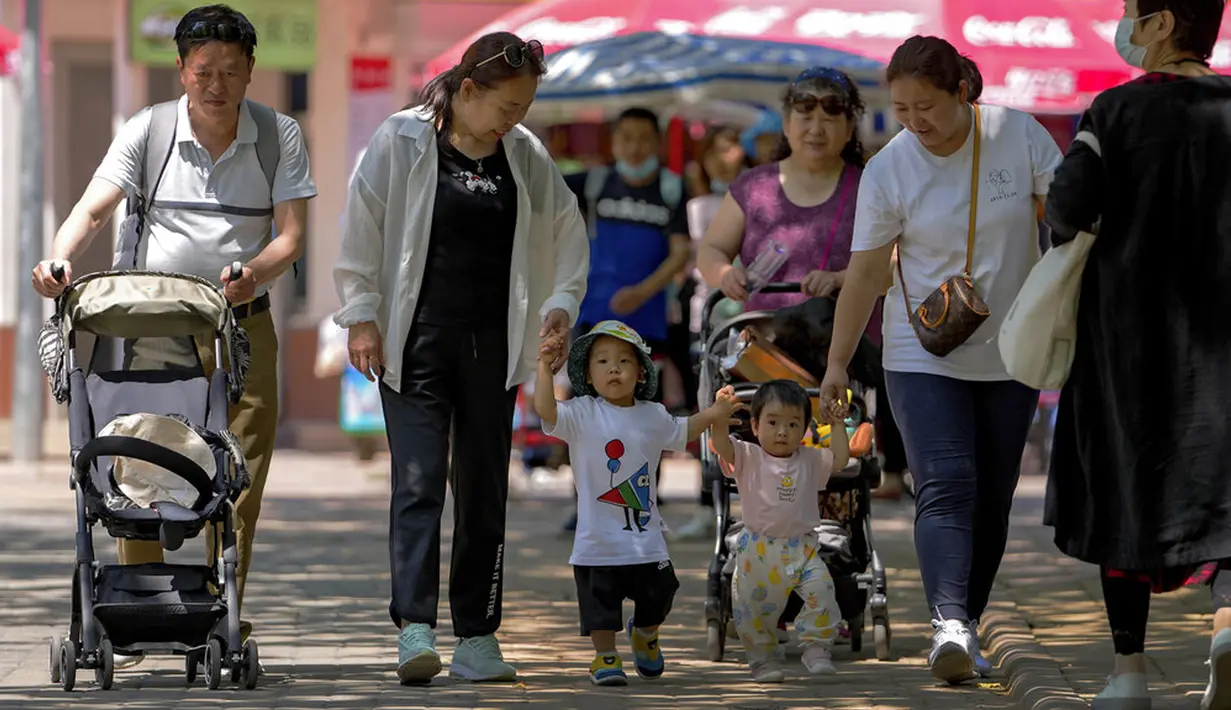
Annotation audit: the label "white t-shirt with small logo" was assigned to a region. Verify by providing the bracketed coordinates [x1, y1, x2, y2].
[852, 103, 1063, 380]
[544, 396, 689, 566]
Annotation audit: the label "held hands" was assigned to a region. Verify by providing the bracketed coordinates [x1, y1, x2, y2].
[539, 308, 570, 373]
[347, 321, 385, 382]
[801, 269, 843, 298]
[709, 385, 746, 426]
[31, 259, 72, 298]
[539, 329, 567, 367]
[819, 367, 850, 424]
[220, 264, 258, 304]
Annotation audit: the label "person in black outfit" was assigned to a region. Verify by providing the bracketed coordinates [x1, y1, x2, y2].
[1042, 1, 1231, 707]
[334, 32, 589, 685]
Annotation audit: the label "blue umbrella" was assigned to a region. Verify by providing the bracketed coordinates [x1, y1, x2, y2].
[528, 31, 886, 124]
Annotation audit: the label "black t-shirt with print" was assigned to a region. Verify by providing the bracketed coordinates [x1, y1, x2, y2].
[415, 139, 518, 326]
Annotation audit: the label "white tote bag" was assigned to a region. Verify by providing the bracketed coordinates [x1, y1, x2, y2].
[999, 229, 1096, 390]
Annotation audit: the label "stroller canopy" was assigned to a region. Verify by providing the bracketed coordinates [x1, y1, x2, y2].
[60, 272, 233, 339]
[39, 271, 251, 406]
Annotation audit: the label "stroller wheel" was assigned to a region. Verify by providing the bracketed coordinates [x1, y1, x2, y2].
[204, 639, 223, 690]
[848, 615, 864, 653]
[48, 636, 61, 684]
[185, 651, 199, 685]
[705, 620, 725, 662]
[96, 639, 114, 690]
[874, 618, 892, 661]
[240, 639, 260, 690]
[59, 639, 77, 692]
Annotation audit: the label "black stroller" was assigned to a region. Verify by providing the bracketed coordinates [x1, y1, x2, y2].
[697, 283, 892, 663]
[38, 267, 259, 691]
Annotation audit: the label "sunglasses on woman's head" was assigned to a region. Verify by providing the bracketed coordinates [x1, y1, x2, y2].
[180, 20, 243, 43]
[790, 93, 847, 116]
[474, 40, 545, 71]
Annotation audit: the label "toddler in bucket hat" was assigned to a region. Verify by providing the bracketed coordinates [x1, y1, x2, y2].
[567, 320, 659, 404]
[534, 319, 743, 685]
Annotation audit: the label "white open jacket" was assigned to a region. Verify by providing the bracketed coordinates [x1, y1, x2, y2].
[332, 108, 589, 392]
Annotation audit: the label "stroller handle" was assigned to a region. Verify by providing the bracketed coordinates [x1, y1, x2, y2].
[74, 435, 216, 510]
[700, 281, 802, 342]
[50, 262, 66, 283]
[226, 261, 243, 283]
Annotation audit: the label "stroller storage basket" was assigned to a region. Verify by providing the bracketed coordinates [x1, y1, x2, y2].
[92, 563, 225, 651]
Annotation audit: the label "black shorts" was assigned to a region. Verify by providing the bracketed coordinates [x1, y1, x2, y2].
[573, 561, 680, 635]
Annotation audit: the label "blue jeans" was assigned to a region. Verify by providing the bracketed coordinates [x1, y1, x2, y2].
[885, 371, 1039, 622]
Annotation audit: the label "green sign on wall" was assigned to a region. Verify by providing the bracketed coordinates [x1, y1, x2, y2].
[129, 0, 317, 70]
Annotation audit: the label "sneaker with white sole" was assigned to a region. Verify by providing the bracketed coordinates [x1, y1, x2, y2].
[1091, 672, 1150, 710]
[396, 623, 442, 685]
[929, 618, 976, 684]
[450, 634, 517, 682]
[750, 658, 785, 683]
[801, 644, 837, 675]
[1202, 628, 1231, 710]
[968, 619, 992, 677]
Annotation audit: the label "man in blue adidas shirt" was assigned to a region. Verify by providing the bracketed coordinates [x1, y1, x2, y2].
[560, 107, 691, 532]
[565, 107, 691, 346]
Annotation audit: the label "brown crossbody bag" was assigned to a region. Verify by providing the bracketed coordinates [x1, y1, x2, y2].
[896, 104, 990, 358]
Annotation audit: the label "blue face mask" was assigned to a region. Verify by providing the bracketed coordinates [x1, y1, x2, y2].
[615, 156, 660, 182]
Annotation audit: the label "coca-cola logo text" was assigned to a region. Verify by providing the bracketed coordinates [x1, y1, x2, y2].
[962, 16, 1075, 48]
[795, 10, 926, 40]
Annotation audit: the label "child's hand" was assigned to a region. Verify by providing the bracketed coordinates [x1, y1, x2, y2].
[711, 385, 745, 424]
[539, 331, 566, 364]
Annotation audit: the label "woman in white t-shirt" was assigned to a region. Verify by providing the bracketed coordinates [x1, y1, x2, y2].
[818, 36, 1062, 684]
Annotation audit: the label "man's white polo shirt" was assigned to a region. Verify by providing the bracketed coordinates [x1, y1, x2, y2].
[95, 95, 317, 296]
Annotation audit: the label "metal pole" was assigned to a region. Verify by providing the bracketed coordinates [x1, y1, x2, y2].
[12, 0, 44, 462]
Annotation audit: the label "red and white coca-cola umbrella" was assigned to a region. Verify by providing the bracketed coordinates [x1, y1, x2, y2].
[425, 0, 1133, 114]
[0, 24, 18, 78]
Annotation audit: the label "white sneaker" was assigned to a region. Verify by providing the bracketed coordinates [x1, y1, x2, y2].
[968, 619, 992, 677]
[1202, 628, 1231, 710]
[669, 508, 715, 541]
[1091, 671, 1150, 710]
[928, 618, 975, 684]
[801, 644, 836, 675]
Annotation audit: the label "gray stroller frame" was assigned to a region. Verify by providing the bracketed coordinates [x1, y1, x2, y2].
[697, 283, 892, 663]
[39, 267, 259, 692]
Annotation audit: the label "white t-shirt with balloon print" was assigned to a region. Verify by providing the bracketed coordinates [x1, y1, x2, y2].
[545, 396, 689, 566]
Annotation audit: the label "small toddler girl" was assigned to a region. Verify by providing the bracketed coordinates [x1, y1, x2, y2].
[710, 379, 850, 683]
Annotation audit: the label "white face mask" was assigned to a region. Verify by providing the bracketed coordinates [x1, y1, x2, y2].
[1115, 12, 1160, 68]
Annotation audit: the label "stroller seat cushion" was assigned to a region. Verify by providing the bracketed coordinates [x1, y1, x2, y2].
[98, 413, 217, 510]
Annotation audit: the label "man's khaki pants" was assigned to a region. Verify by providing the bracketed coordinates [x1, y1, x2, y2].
[118, 308, 279, 624]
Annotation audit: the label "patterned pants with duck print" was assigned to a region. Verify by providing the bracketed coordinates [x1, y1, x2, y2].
[732, 529, 840, 663]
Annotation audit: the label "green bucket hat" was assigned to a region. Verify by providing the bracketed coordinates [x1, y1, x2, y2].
[567, 320, 658, 401]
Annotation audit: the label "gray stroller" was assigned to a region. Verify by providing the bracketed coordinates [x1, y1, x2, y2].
[38, 267, 259, 691]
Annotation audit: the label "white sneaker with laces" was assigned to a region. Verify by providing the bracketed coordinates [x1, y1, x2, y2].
[801, 644, 836, 675]
[968, 619, 992, 677]
[1202, 628, 1231, 710]
[928, 618, 975, 684]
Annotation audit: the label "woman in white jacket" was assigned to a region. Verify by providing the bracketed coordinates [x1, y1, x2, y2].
[333, 31, 589, 685]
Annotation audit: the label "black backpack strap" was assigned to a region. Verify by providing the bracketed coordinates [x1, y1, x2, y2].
[142, 101, 179, 213]
[245, 99, 280, 192]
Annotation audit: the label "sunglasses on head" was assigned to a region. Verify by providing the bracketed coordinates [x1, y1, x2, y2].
[789, 93, 847, 116]
[180, 20, 243, 43]
[474, 40, 545, 71]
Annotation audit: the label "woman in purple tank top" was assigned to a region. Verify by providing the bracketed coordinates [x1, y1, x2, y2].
[694, 66, 909, 503]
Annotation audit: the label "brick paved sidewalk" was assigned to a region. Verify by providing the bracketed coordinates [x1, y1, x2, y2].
[0, 451, 1218, 709]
